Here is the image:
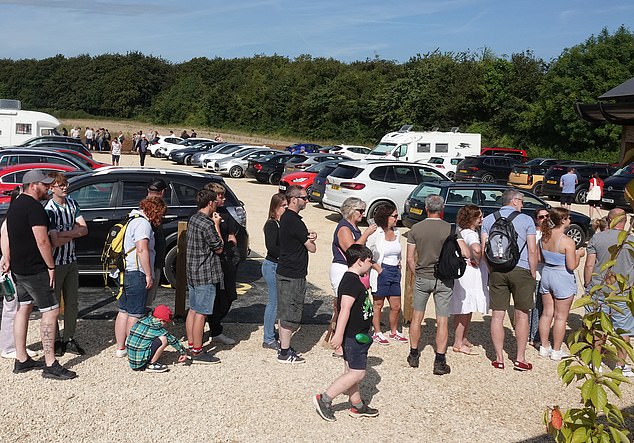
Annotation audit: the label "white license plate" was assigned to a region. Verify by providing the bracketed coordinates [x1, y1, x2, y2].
[602, 198, 614, 203]
[330, 184, 340, 190]
[279, 185, 287, 191]
[409, 207, 423, 215]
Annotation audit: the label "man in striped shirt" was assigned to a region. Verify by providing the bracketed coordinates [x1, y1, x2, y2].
[45, 173, 88, 356]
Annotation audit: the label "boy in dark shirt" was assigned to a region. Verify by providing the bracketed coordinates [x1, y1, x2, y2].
[313, 244, 378, 422]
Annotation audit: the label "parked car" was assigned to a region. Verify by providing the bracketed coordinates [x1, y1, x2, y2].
[282, 153, 350, 175]
[507, 158, 568, 195]
[22, 140, 93, 158]
[168, 141, 222, 165]
[481, 146, 528, 162]
[156, 137, 212, 158]
[148, 135, 183, 157]
[191, 143, 240, 167]
[279, 159, 346, 194]
[3, 168, 249, 286]
[213, 148, 278, 178]
[0, 148, 94, 171]
[322, 160, 448, 221]
[20, 135, 88, 149]
[49, 148, 109, 170]
[285, 143, 322, 154]
[422, 156, 463, 179]
[309, 160, 347, 204]
[601, 162, 634, 210]
[454, 156, 521, 184]
[402, 181, 592, 247]
[541, 163, 618, 204]
[0, 163, 78, 201]
[202, 145, 264, 170]
[245, 153, 308, 184]
[328, 145, 372, 160]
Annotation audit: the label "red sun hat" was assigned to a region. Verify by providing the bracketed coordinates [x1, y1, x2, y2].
[153, 304, 173, 322]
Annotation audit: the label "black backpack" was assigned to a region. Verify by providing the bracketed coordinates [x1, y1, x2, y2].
[484, 210, 525, 272]
[434, 225, 466, 281]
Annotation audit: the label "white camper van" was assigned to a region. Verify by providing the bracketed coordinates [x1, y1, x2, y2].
[0, 99, 60, 147]
[367, 125, 480, 163]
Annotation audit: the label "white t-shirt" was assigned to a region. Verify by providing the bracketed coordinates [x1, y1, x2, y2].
[123, 210, 155, 273]
[111, 140, 122, 156]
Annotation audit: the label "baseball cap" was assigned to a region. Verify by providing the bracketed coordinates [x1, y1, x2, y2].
[153, 304, 173, 322]
[23, 170, 55, 185]
[148, 179, 167, 192]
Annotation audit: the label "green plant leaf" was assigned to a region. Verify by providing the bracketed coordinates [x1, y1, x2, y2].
[581, 379, 594, 402]
[590, 384, 608, 411]
[569, 342, 591, 355]
[573, 296, 595, 309]
[601, 379, 623, 399]
[571, 427, 588, 443]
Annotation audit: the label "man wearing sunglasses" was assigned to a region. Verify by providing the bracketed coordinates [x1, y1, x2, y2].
[276, 185, 317, 364]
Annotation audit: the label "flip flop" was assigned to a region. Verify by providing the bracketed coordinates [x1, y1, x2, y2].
[513, 360, 533, 371]
[491, 360, 504, 370]
[452, 347, 478, 356]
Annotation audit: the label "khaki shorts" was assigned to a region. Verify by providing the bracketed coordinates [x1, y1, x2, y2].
[489, 267, 536, 311]
[413, 277, 453, 317]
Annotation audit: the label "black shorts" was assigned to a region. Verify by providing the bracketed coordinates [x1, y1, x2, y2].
[561, 193, 575, 205]
[587, 199, 601, 207]
[343, 336, 371, 370]
[14, 270, 59, 312]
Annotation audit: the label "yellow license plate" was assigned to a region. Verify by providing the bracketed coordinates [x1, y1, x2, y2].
[331, 184, 340, 190]
[459, 169, 467, 173]
[547, 180, 557, 184]
[311, 190, 320, 197]
[409, 207, 423, 215]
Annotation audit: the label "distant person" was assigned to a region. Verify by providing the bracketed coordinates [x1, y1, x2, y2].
[84, 127, 93, 150]
[61, 127, 68, 137]
[528, 208, 550, 347]
[145, 180, 168, 308]
[138, 134, 149, 166]
[587, 172, 604, 219]
[559, 168, 577, 210]
[110, 138, 122, 166]
[591, 217, 608, 233]
[190, 129, 197, 138]
[117, 130, 125, 144]
[214, 134, 223, 142]
[132, 132, 141, 152]
[181, 130, 190, 139]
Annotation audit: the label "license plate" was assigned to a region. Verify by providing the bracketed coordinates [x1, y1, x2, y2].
[409, 207, 423, 215]
[459, 169, 467, 173]
[547, 180, 557, 184]
[311, 190, 320, 197]
[331, 184, 340, 190]
[279, 185, 286, 191]
[602, 198, 614, 203]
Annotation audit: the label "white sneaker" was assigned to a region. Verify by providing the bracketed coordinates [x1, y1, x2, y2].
[212, 334, 236, 345]
[539, 345, 552, 358]
[616, 364, 634, 377]
[115, 348, 127, 358]
[550, 349, 569, 361]
[372, 332, 390, 345]
[1, 349, 38, 359]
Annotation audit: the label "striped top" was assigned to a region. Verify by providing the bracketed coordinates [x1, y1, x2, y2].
[45, 197, 82, 266]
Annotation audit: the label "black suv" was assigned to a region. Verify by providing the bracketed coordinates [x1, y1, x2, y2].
[454, 156, 521, 184]
[601, 162, 634, 211]
[245, 153, 307, 184]
[0, 168, 249, 286]
[541, 163, 618, 204]
[402, 181, 592, 247]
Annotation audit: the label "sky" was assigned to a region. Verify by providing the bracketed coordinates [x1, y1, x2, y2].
[0, 0, 632, 64]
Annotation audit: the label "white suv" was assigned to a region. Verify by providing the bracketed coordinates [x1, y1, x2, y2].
[322, 160, 448, 221]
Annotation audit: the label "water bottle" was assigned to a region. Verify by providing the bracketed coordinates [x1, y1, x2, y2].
[0, 273, 15, 302]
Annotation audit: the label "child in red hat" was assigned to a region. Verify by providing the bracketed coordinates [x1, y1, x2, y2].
[126, 305, 188, 372]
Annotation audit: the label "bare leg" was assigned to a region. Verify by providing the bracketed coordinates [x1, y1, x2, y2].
[452, 313, 472, 351]
[192, 313, 206, 349]
[372, 298, 384, 333]
[409, 310, 425, 350]
[552, 296, 574, 351]
[150, 336, 168, 363]
[514, 308, 530, 362]
[279, 324, 293, 349]
[185, 309, 195, 345]
[436, 315, 449, 354]
[13, 303, 33, 362]
[490, 310, 506, 362]
[115, 311, 129, 349]
[324, 360, 365, 404]
[538, 293, 554, 349]
[387, 296, 401, 334]
[40, 309, 59, 365]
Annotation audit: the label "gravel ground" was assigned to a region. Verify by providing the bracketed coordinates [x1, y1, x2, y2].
[1, 152, 632, 442]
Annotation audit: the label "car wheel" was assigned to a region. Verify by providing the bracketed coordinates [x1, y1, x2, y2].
[366, 200, 391, 223]
[255, 176, 267, 183]
[447, 171, 455, 180]
[481, 174, 495, 183]
[229, 166, 243, 178]
[532, 182, 543, 196]
[565, 224, 585, 248]
[306, 185, 313, 200]
[184, 155, 192, 165]
[163, 245, 178, 287]
[575, 188, 588, 204]
[269, 172, 281, 185]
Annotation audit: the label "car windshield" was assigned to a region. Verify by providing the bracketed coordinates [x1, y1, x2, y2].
[369, 143, 396, 156]
[232, 148, 257, 157]
[428, 157, 444, 164]
[330, 164, 362, 179]
[457, 157, 480, 167]
[525, 158, 545, 166]
[305, 162, 335, 173]
[615, 163, 634, 176]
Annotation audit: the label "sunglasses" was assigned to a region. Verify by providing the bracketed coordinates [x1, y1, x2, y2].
[389, 214, 398, 218]
[355, 208, 365, 214]
[537, 214, 549, 220]
[295, 195, 308, 201]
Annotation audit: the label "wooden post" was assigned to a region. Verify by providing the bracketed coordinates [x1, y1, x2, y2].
[174, 221, 187, 318]
[403, 249, 414, 324]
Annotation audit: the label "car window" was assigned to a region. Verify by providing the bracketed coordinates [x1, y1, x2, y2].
[446, 189, 477, 204]
[331, 164, 363, 179]
[480, 189, 505, 206]
[173, 182, 199, 206]
[70, 182, 115, 209]
[369, 166, 390, 182]
[450, 159, 461, 165]
[121, 182, 153, 207]
[519, 192, 543, 209]
[394, 166, 417, 185]
[45, 156, 74, 167]
[1, 172, 19, 183]
[414, 166, 445, 182]
[410, 183, 441, 200]
[483, 158, 494, 167]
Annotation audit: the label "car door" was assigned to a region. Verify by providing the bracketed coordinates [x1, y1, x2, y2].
[379, 165, 419, 212]
[443, 188, 478, 223]
[68, 179, 119, 270]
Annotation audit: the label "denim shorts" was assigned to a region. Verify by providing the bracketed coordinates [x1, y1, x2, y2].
[119, 271, 148, 318]
[343, 335, 371, 370]
[188, 283, 217, 315]
[14, 270, 59, 312]
[276, 275, 306, 330]
[540, 266, 577, 299]
[374, 264, 401, 298]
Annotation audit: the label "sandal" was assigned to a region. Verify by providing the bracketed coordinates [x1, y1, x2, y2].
[513, 360, 533, 371]
[491, 360, 504, 370]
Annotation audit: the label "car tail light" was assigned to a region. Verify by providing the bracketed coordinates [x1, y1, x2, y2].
[294, 164, 309, 169]
[469, 166, 479, 171]
[325, 179, 330, 185]
[437, 165, 445, 169]
[341, 182, 365, 190]
[254, 163, 262, 171]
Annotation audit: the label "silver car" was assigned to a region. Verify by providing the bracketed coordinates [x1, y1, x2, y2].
[214, 148, 278, 178]
[190, 143, 238, 167]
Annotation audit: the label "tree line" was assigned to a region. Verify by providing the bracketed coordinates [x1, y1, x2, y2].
[0, 27, 633, 162]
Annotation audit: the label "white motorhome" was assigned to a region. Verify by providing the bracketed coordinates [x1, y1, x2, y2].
[0, 99, 60, 147]
[367, 125, 480, 163]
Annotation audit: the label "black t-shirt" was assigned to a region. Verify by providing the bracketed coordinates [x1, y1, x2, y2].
[152, 224, 166, 268]
[276, 209, 309, 278]
[337, 271, 373, 338]
[6, 194, 49, 275]
[218, 207, 237, 260]
[263, 218, 280, 263]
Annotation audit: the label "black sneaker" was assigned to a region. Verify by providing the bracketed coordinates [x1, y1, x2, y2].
[349, 403, 379, 418]
[191, 352, 221, 365]
[146, 362, 169, 373]
[42, 360, 77, 380]
[433, 359, 451, 375]
[13, 357, 45, 374]
[65, 339, 85, 356]
[262, 341, 279, 350]
[54, 340, 65, 357]
[407, 353, 419, 368]
[313, 394, 336, 422]
[277, 348, 305, 364]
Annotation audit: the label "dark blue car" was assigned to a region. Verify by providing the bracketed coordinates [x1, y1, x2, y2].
[286, 143, 322, 154]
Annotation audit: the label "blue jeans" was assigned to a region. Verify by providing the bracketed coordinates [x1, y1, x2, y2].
[262, 259, 278, 343]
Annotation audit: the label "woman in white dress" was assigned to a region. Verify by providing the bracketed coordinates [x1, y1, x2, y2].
[450, 205, 488, 354]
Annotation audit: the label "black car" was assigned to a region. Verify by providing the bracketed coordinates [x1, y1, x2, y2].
[21, 141, 93, 158]
[0, 148, 93, 171]
[601, 162, 634, 211]
[308, 160, 347, 203]
[454, 156, 521, 184]
[541, 163, 618, 204]
[507, 158, 570, 195]
[0, 168, 249, 286]
[245, 153, 308, 184]
[20, 135, 88, 149]
[402, 181, 592, 247]
[169, 141, 222, 165]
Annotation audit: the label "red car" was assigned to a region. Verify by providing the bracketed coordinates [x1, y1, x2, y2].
[0, 163, 78, 203]
[53, 148, 110, 169]
[278, 160, 345, 193]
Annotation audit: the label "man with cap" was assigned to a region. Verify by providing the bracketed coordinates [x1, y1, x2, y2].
[146, 179, 168, 308]
[126, 304, 188, 372]
[138, 134, 149, 166]
[5, 170, 77, 380]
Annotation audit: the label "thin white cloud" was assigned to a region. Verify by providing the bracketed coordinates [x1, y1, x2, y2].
[0, 0, 171, 15]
